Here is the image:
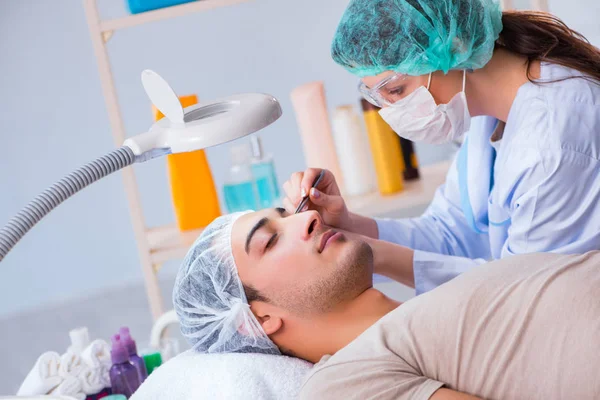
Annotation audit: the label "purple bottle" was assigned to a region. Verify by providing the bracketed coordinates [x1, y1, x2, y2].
[109, 334, 141, 398]
[119, 327, 148, 383]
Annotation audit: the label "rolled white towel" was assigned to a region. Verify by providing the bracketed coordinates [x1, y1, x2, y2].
[58, 351, 85, 378]
[50, 375, 85, 400]
[99, 366, 111, 388]
[78, 366, 104, 395]
[17, 351, 63, 395]
[81, 339, 111, 369]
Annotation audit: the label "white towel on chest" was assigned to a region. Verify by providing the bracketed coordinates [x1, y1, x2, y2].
[17, 351, 63, 395]
[131, 350, 313, 400]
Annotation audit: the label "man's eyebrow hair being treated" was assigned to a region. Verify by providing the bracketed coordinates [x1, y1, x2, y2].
[245, 207, 286, 254]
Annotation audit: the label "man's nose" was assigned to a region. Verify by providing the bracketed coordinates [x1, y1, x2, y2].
[292, 210, 322, 241]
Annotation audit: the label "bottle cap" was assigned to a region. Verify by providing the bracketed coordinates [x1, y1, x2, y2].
[335, 104, 355, 114]
[142, 351, 163, 375]
[119, 327, 138, 356]
[110, 334, 130, 364]
[250, 136, 264, 159]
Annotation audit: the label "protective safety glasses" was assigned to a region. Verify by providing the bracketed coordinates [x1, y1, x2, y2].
[358, 73, 409, 108]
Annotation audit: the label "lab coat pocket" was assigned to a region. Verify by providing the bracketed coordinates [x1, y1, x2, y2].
[488, 199, 511, 259]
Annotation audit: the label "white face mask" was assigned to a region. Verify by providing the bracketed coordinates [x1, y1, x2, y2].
[378, 70, 471, 145]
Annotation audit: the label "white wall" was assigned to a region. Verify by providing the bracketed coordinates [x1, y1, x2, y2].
[517, 0, 599, 44]
[0, 0, 597, 318]
[549, 0, 599, 44]
[0, 0, 450, 317]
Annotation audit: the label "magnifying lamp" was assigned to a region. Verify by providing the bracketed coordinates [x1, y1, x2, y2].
[0, 70, 282, 262]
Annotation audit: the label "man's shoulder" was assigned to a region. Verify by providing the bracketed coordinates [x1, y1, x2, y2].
[298, 325, 444, 400]
[298, 306, 413, 398]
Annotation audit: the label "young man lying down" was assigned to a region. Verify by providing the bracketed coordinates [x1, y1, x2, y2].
[172, 208, 600, 400]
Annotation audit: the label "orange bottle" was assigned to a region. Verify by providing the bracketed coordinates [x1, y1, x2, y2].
[153, 95, 221, 231]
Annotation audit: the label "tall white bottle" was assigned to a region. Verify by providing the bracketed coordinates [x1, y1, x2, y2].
[331, 105, 376, 197]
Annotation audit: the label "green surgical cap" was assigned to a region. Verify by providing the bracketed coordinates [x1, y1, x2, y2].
[331, 0, 503, 77]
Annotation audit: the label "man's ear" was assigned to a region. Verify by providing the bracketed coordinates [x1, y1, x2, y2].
[250, 301, 283, 335]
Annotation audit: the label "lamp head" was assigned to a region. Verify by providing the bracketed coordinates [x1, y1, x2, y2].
[124, 70, 282, 158]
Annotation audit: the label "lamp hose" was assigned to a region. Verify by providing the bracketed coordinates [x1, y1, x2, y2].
[0, 146, 136, 262]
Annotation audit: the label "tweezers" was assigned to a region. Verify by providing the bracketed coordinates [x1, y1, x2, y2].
[294, 170, 326, 214]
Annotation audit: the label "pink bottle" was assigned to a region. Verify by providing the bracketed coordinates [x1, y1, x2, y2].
[290, 82, 344, 193]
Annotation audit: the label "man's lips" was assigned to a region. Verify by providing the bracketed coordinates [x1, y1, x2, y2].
[319, 230, 342, 253]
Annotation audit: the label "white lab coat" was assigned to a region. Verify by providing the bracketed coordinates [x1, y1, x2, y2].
[376, 63, 600, 295]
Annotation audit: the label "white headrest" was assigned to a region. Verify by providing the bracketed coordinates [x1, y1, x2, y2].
[131, 350, 313, 400]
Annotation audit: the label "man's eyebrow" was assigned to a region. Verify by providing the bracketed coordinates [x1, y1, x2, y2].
[245, 217, 269, 255]
[244, 209, 286, 255]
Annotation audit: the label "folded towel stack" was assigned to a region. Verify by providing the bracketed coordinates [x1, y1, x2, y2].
[81, 339, 112, 388]
[17, 334, 113, 397]
[50, 375, 85, 400]
[17, 351, 63, 396]
[58, 351, 85, 379]
[79, 365, 105, 395]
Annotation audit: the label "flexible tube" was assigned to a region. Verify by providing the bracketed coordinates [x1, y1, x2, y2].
[0, 147, 136, 262]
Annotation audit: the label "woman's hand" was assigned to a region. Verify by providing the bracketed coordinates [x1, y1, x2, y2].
[282, 168, 380, 238]
[282, 168, 353, 231]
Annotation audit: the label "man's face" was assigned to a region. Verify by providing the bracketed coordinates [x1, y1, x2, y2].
[231, 208, 373, 316]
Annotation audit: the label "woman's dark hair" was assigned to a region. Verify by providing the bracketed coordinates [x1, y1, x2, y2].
[497, 11, 600, 83]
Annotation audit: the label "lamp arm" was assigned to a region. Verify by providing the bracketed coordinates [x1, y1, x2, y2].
[0, 146, 139, 262]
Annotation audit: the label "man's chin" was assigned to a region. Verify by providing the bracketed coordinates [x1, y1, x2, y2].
[338, 239, 374, 286]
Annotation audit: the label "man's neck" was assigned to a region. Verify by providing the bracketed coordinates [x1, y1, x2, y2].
[298, 289, 400, 363]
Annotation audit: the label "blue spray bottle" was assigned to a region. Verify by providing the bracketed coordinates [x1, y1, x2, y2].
[223, 144, 259, 212]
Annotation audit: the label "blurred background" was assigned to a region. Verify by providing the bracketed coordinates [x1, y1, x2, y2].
[0, 0, 598, 394]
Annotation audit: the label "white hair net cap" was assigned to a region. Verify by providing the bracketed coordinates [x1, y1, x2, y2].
[173, 212, 281, 355]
